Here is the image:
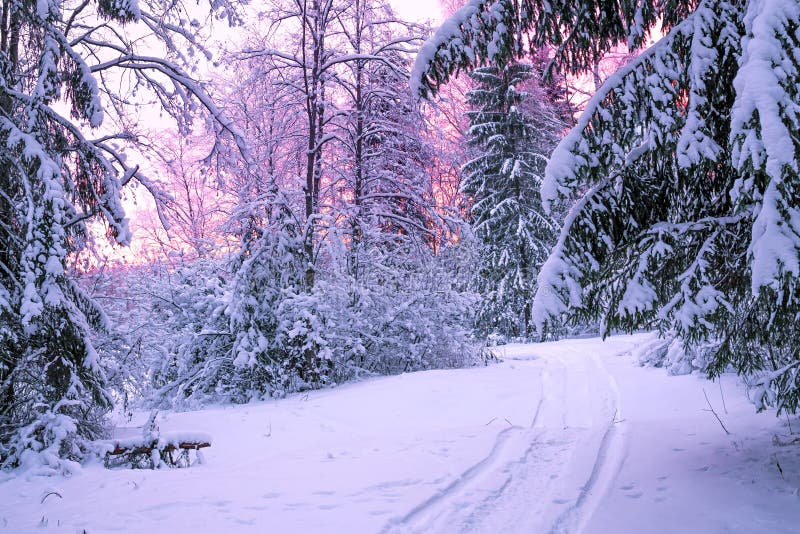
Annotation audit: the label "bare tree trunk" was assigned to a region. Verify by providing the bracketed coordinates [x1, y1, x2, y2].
[350, 0, 364, 280]
[0, 0, 20, 428]
[301, 0, 328, 292]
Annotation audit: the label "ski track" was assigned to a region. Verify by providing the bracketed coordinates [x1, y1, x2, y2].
[549, 351, 628, 534]
[381, 375, 546, 534]
[382, 339, 642, 534]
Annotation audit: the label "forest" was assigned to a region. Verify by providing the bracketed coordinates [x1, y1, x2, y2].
[0, 0, 799, 508]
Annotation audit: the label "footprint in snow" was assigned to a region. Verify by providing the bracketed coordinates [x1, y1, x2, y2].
[625, 491, 644, 499]
[552, 498, 569, 504]
[620, 483, 636, 491]
[672, 448, 686, 452]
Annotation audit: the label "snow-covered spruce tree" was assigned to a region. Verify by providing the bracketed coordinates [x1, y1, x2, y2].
[414, 0, 800, 414]
[0, 0, 244, 471]
[462, 62, 560, 340]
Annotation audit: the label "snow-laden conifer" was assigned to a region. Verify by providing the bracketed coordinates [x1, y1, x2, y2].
[462, 62, 560, 339]
[415, 0, 800, 413]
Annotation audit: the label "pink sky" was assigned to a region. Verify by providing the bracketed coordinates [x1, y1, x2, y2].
[390, 0, 443, 23]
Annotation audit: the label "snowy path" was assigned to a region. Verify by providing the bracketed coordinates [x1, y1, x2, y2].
[1, 334, 799, 533]
[384, 340, 633, 534]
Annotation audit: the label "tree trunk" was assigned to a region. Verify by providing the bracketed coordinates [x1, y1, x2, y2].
[0, 1, 20, 430]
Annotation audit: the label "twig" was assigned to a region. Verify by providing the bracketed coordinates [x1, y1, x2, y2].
[484, 417, 513, 426]
[718, 380, 728, 414]
[772, 434, 800, 447]
[703, 388, 730, 435]
[40, 492, 62, 504]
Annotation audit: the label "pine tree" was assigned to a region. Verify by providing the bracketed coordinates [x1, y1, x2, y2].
[415, 0, 800, 414]
[462, 62, 560, 339]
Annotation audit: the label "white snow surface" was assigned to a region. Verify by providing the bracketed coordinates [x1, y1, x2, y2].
[2, 334, 799, 533]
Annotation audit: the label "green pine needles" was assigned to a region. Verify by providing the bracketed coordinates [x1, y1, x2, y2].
[462, 63, 560, 340]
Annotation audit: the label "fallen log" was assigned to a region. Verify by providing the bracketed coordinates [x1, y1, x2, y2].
[103, 432, 213, 469]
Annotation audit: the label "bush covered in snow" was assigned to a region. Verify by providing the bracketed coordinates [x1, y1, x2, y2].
[144, 246, 479, 408]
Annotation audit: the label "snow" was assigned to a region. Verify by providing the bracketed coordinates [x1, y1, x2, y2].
[731, 0, 800, 296]
[1, 334, 799, 533]
[410, 0, 482, 96]
[102, 431, 214, 453]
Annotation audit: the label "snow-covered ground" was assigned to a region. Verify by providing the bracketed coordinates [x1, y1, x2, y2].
[1, 334, 799, 533]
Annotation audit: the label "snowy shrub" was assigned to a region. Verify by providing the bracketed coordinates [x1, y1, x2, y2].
[82, 264, 169, 413]
[78, 259, 233, 411]
[153, 236, 479, 408]
[348, 245, 479, 375]
[633, 331, 715, 376]
[145, 260, 235, 408]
